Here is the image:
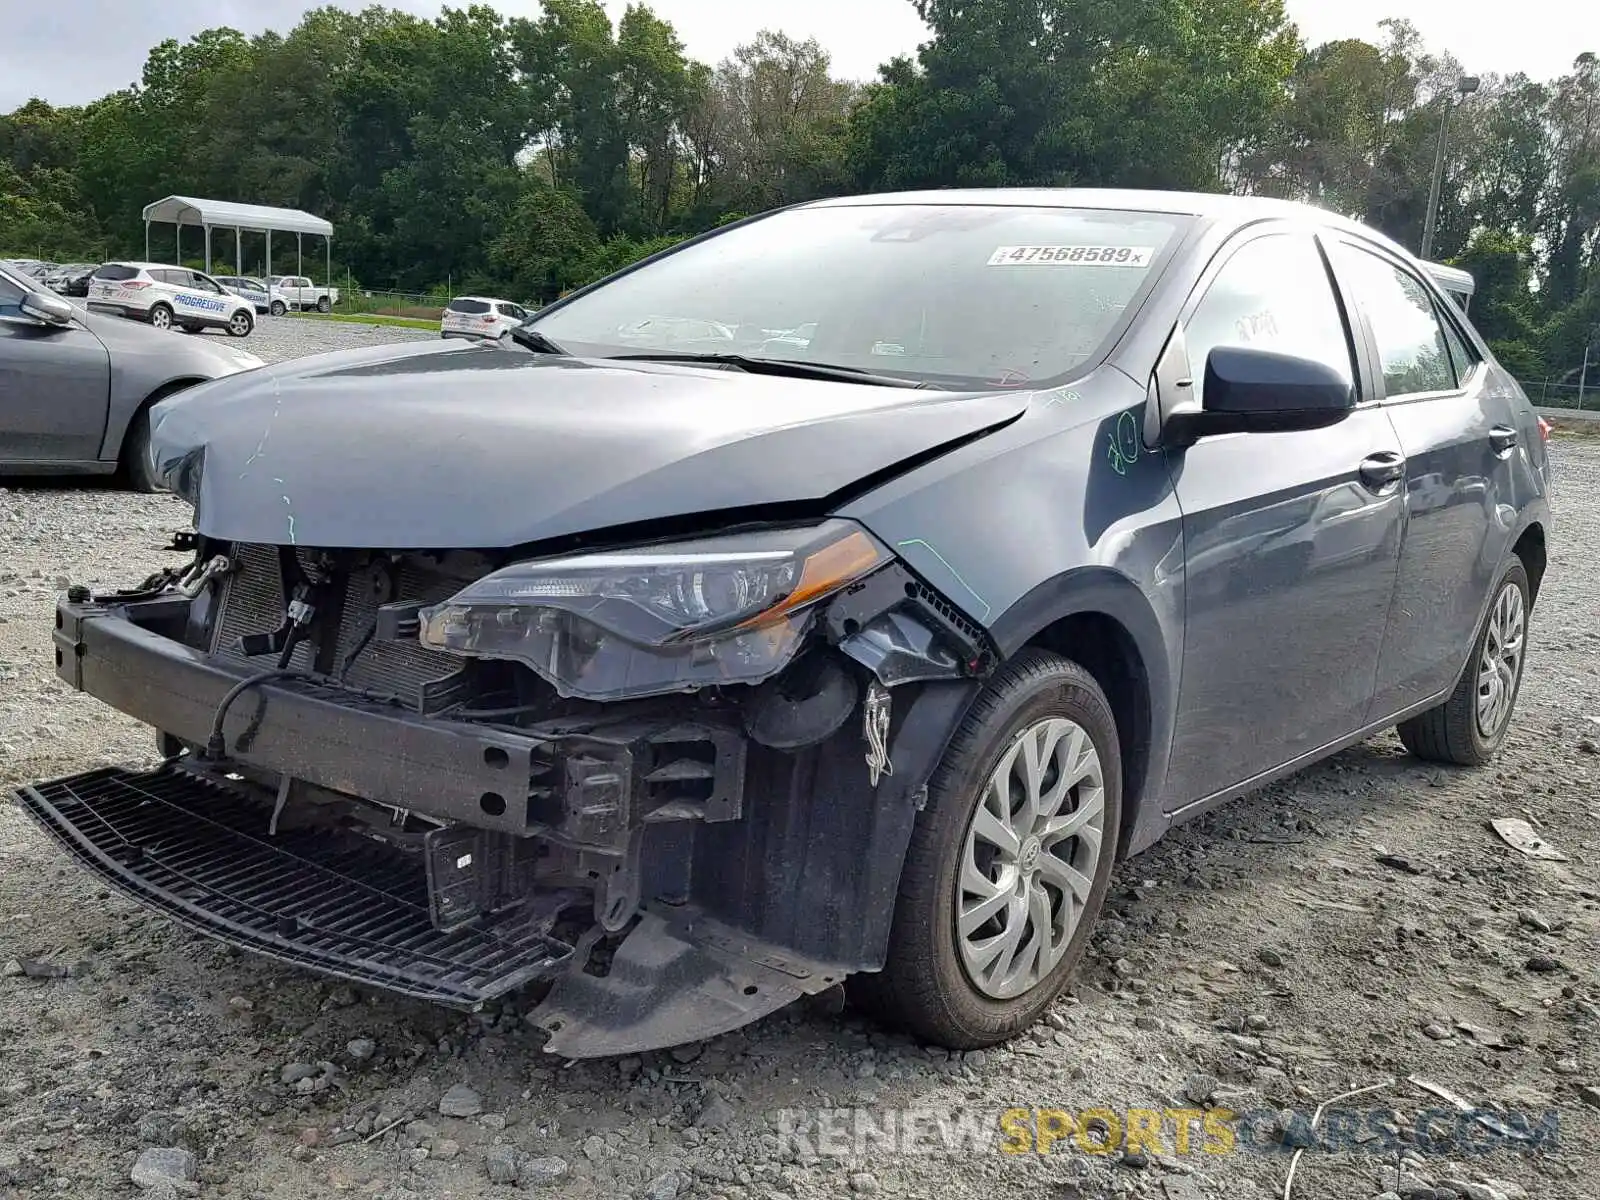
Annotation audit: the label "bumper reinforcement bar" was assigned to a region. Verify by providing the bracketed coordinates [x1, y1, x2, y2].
[15, 765, 572, 1008]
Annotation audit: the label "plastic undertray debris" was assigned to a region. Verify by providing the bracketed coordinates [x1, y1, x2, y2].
[15, 765, 571, 1007]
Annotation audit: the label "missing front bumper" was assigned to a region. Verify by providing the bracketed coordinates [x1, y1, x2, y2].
[13, 763, 847, 1055]
[33, 584, 984, 1054]
[16, 765, 571, 1007]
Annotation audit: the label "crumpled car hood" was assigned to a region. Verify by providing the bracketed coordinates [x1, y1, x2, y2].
[148, 340, 1028, 549]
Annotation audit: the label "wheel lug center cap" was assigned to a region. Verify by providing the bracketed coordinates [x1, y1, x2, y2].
[1019, 836, 1041, 874]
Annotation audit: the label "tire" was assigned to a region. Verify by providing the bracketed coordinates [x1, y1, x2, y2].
[227, 309, 254, 338]
[1397, 558, 1530, 766]
[316, 295, 332, 313]
[270, 301, 286, 317]
[148, 303, 173, 331]
[122, 406, 161, 493]
[179, 322, 203, 334]
[852, 649, 1122, 1048]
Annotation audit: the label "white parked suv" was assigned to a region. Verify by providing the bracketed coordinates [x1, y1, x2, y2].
[88, 263, 255, 337]
[214, 275, 287, 316]
[440, 296, 531, 340]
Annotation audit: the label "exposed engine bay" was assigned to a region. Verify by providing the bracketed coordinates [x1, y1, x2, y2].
[20, 528, 994, 1056]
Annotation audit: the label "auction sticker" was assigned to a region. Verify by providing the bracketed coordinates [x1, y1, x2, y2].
[987, 245, 1154, 266]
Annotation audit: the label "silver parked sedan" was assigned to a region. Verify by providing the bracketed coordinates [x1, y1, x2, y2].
[0, 262, 263, 490]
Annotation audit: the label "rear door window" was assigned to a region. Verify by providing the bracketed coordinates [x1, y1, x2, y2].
[1337, 246, 1457, 397]
[1438, 312, 1481, 383]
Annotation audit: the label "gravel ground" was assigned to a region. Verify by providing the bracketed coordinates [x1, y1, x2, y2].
[226, 315, 440, 362]
[1, 338, 1597, 1200]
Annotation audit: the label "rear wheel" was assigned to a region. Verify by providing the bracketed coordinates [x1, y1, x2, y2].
[269, 300, 286, 317]
[148, 303, 173, 331]
[853, 649, 1121, 1048]
[227, 309, 254, 338]
[316, 295, 332, 313]
[1397, 558, 1530, 765]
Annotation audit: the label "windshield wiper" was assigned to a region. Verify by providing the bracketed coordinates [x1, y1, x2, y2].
[507, 325, 569, 355]
[606, 352, 927, 389]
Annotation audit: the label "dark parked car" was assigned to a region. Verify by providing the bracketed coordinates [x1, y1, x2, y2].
[17, 190, 1550, 1059]
[0, 262, 264, 484]
[53, 263, 101, 298]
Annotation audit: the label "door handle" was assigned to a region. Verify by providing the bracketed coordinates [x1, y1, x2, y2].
[1358, 451, 1406, 492]
[1489, 426, 1518, 455]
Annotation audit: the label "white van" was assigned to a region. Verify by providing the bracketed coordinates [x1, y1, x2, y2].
[1423, 261, 1475, 313]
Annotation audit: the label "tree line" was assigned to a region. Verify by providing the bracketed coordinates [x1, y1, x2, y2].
[1, 0, 1597, 383]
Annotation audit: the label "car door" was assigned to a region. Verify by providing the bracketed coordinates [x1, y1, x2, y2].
[1161, 226, 1406, 808]
[0, 271, 111, 463]
[1332, 242, 1519, 717]
[176, 271, 229, 323]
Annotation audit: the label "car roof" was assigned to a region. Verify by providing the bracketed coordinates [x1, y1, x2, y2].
[451, 295, 514, 304]
[801, 187, 1412, 256]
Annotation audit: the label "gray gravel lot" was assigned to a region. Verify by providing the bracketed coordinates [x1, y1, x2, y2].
[236, 314, 440, 363]
[0, 336, 1596, 1200]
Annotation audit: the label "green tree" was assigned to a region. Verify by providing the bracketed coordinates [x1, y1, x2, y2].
[493, 184, 600, 301]
[850, 0, 1297, 192]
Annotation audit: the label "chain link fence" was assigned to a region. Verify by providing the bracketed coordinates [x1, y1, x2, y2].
[1522, 379, 1594, 411]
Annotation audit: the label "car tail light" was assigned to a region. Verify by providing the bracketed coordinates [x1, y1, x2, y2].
[1537, 416, 1552, 442]
[122, 280, 151, 289]
[480, 315, 497, 323]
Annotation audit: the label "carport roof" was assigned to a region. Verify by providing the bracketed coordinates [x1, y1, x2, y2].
[142, 195, 333, 239]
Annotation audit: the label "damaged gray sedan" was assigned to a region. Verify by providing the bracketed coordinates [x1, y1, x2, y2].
[18, 190, 1550, 1057]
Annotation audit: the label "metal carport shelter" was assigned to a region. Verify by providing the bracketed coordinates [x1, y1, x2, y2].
[141, 195, 334, 287]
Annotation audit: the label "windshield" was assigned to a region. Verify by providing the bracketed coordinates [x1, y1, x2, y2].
[529, 203, 1188, 389]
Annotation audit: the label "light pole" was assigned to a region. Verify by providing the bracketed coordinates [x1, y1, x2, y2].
[1421, 75, 1480, 262]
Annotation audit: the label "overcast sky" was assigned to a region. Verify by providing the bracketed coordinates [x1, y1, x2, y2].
[3, 0, 1594, 114]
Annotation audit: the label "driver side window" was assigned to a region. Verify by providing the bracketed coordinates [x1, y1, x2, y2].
[1185, 233, 1356, 407]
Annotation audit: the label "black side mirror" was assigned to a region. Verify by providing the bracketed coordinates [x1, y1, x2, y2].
[1166, 345, 1354, 447]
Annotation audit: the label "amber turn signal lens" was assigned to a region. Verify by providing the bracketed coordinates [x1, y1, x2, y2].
[738, 530, 888, 629]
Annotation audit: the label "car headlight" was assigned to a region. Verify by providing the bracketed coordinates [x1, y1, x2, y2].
[418, 520, 890, 701]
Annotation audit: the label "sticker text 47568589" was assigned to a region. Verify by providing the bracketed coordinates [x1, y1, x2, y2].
[987, 245, 1155, 267]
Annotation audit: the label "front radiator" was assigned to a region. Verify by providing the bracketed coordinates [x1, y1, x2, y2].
[210, 544, 461, 705]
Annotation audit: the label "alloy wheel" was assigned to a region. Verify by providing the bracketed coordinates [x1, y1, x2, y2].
[955, 716, 1105, 1000]
[1476, 581, 1526, 739]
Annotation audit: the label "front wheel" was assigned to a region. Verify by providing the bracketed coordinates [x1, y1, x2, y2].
[1397, 558, 1530, 765]
[122, 407, 161, 493]
[226, 310, 254, 338]
[148, 303, 173, 331]
[852, 649, 1122, 1048]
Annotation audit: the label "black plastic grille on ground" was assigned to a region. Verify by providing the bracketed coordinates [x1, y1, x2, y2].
[15, 766, 571, 1008]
